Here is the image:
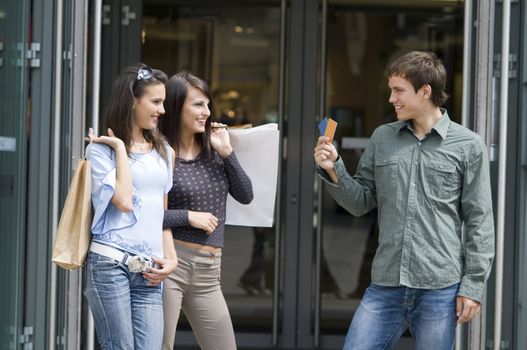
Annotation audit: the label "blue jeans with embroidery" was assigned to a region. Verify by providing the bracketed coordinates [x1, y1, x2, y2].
[343, 283, 459, 350]
[84, 252, 163, 350]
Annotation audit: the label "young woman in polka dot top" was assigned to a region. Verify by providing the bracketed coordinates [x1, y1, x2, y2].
[160, 72, 253, 350]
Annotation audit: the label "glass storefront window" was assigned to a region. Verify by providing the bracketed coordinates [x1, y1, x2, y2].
[0, 0, 29, 347]
[142, 5, 281, 128]
[141, 1, 282, 334]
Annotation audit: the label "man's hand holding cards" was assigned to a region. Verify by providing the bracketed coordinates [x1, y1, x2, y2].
[314, 116, 339, 182]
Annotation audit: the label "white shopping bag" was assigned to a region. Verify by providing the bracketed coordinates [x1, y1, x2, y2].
[225, 123, 279, 227]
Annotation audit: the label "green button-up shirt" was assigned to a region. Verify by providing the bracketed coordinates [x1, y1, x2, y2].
[320, 111, 494, 302]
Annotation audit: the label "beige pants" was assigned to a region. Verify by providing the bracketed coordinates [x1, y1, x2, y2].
[162, 243, 236, 350]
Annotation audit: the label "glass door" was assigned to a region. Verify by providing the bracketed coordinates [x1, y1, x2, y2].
[314, 0, 466, 348]
[98, 0, 467, 348]
[141, 2, 283, 344]
[0, 0, 30, 347]
[99, 0, 286, 347]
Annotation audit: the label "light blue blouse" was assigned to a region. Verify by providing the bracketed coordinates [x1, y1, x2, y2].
[87, 142, 173, 258]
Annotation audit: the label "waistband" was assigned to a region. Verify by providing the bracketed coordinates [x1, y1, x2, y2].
[89, 241, 156, 273]
[175, 241, 222, 261]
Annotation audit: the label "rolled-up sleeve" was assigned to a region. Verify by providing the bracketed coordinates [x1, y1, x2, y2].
[87, 143, 138, 235]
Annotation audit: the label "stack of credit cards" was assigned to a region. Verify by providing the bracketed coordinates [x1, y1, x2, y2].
[318, 116, 338, 142]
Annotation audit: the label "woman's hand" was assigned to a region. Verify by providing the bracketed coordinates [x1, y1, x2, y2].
[210, 123, 233, 158]
[145, 229, 178, 287]
[88, 127, 132, 210]
[314, 136, 338, 170]
[87, 127, 125, 151]
[143, 256, 178, 287]
[188, 211, 218, 234]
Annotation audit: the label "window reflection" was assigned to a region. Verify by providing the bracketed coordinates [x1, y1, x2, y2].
[142, 6, 280, 128]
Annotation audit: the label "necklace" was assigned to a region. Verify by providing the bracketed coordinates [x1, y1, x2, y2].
[131, 140, 149, 151]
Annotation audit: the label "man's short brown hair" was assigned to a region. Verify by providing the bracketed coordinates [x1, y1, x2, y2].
[387, 51, 449, 107]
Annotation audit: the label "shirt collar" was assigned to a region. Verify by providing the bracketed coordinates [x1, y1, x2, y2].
[397, 108, 450, 139]
[432, 109, 450, 139]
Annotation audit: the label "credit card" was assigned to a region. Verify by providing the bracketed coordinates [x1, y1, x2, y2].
[324, 117, 337, 142]
[318, 117, 328, 136]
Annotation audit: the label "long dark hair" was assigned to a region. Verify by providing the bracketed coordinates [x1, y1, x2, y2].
[161, 72, 212, 158]
[103, 63, 169, 162]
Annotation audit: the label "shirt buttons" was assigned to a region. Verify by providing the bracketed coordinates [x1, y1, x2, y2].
[417, 142, 422, 146]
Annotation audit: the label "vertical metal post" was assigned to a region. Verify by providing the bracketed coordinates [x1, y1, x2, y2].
[92, 0, 102, 133]
[297, 0, 318, 345]
[49, 0, 64, 348]
[493, 0, 511, 349]
[314, 0, 327, 347]
[272, 0, 287, 346]
[457, 1, 473, 346]
[461, 0, 472, 127]
[468, 0, 494, 348]
[86, 1, 103, 348]
[281, 0, 306, 346]
[65, 0, 89, 348]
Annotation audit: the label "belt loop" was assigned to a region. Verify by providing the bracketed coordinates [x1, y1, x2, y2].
[121, 252, 129, 264]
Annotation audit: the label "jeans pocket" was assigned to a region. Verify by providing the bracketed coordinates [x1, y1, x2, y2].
[417, 284, 458, 321]
[88, 251, 119, 267]
[86, 252, 124, 288]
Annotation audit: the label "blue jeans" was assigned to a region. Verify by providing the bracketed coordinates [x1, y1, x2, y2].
[343, 283, 459, 350]
[84, 252, 163, 350]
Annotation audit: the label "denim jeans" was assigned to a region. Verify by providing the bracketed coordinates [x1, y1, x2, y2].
[84, 252, 163, 350]
[343, 283, 459, 350]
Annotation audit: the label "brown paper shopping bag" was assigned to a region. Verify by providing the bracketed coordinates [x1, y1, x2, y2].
[52, 158, 92, 270]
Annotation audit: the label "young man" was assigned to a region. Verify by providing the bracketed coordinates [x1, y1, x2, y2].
[314, 51, 494, 349]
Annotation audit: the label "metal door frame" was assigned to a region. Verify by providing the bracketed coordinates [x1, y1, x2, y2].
[49, 0, 90, 349]
[516, 1, 527, 347]
[488, 1, 523, 349]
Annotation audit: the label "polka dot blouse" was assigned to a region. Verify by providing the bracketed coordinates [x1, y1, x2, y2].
[163, 151, 253, 248]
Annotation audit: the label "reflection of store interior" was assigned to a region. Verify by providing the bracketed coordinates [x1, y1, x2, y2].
[326, 9, 463, 142]
[143, 2, 463, 133]
[142, 5, 280, 127]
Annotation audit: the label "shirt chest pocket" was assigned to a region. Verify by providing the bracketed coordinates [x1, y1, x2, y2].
[424, 161, 461, 200]
[374, 158, 399, 198]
